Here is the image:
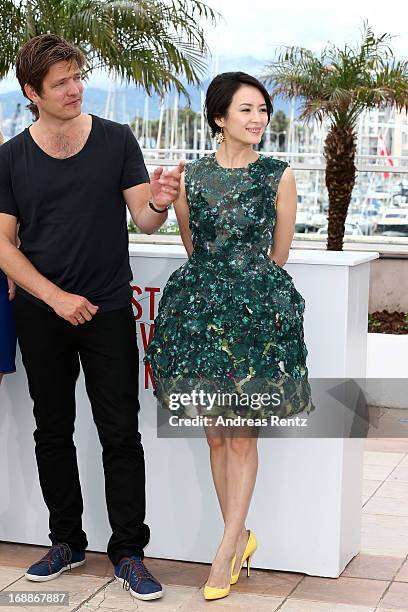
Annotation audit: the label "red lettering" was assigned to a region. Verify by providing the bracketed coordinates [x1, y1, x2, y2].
[140, 322, 155, 352]
[145, 287, 161, 319]
[131, 285, 143, 319]
[131, 286, 161, 390]
[145, 361, 155, 390]
[140, 322, 156, 389]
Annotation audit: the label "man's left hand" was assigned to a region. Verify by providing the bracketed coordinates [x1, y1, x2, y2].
[150, 160, 186, 209]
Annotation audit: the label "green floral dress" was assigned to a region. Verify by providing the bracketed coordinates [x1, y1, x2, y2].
[144, 153, 316, 418]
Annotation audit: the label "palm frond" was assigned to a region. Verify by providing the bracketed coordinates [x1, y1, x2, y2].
[0, 0, 216, 94]
[260, 21, 408, 127]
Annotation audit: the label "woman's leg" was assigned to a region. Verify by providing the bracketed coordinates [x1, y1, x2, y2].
[205, 422, 228, 522]
[227, 428, 259, 576]
[204, 423, 259, 588]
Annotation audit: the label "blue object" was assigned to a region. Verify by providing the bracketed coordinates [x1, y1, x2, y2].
[25, 543, 86, 582]
[0, 270, 16, 374]
[114, 555, 163, 600]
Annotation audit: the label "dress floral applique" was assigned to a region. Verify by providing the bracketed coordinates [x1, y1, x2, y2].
[144, 153, 316, 418]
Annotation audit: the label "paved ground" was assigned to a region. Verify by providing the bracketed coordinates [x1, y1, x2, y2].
[2, 434, 408, 611]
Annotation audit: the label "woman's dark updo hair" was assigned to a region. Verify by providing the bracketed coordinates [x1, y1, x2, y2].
[204, 72, 273, 138]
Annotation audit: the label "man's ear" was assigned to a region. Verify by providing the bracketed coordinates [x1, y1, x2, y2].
[24, 83, 39, 104]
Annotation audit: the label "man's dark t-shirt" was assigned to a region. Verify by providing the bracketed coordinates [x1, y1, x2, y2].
[0, 114, 149, 311]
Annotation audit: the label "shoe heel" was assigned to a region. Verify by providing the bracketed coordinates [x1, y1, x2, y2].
[247, 555, 251, 577]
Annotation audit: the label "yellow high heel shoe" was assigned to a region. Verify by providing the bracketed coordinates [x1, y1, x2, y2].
[230, 530, 257, 585]
[203, 554, 236, 601]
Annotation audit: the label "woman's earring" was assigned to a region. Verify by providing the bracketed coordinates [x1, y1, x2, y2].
[215, 128, 225, 144]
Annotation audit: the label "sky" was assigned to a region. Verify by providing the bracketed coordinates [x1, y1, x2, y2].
[202, 0, 408, 62]
[1, 0, 407, 93]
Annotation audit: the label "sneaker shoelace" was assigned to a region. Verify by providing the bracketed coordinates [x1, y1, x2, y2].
[119, 558, 159, 592]
[38, 543, 72, 573]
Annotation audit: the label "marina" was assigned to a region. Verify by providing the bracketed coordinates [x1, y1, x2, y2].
[2, 91, 408, 240]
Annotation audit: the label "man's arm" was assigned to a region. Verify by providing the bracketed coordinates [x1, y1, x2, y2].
[123, 162, 185, 234]
[0, 213, 98, 325]
[6, 221, 18, 300]
[123, 182, 169, 235]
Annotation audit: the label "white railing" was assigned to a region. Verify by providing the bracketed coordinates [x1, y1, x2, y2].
[142, 150, 408, 174]
[137, 151, 408, 256]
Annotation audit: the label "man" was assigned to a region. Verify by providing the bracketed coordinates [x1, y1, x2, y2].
[0, 34, 183, 601]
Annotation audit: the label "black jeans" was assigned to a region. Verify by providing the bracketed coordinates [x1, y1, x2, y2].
[14, 294, 150, 565]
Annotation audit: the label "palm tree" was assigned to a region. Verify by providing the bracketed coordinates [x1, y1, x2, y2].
[261, 21, 408, 250]
[0, 0, 217, 101]
[270, 110, 288, 151]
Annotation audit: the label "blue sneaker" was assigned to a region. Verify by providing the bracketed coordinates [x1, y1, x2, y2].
[25, 543, 86, 582]
[114, 556, 163, 600]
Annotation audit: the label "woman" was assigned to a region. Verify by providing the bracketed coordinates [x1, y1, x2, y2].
[144, 72, 315, 600]
[0, 128, 17, 385]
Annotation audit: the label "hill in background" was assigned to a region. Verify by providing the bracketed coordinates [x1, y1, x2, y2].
[0, 55, 290, 137]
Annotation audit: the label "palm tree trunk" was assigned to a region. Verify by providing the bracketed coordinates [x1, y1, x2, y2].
[324, 124, 357, 250]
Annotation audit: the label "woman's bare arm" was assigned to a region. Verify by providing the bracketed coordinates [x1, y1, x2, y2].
[269, 167, 297, 267]
[173, 171, 194, 258]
